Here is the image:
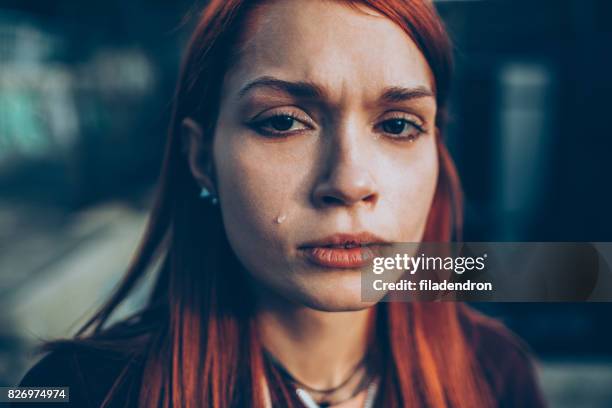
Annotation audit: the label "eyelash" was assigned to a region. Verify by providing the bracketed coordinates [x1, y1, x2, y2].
[374, 115, 426, 142]
[249, 111, 312, 137]
[249, 111, 427, 141]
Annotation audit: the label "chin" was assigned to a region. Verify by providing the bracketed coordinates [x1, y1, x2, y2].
[294, 277, 384, 312]
[301, 295, 378, 312]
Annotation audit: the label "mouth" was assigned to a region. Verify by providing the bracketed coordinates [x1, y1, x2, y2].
[298, 232, 389, 269]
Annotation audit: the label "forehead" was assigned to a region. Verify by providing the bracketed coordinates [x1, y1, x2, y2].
[224, 0, 434, 101]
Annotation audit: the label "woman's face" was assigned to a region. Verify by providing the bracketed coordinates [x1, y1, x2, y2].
[208, 0, 439, 311]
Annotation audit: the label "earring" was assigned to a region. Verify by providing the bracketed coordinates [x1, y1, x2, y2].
[200, 187, 218, 205]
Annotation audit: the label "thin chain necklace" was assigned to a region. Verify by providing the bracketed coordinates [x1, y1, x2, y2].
[264, 349, 378, 408]
[296, 379, 379, 408]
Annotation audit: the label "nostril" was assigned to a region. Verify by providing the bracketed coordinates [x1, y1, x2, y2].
[321, 196, 345, 206]
[363, 193, 377, 204]
[318, 192, 377, 207]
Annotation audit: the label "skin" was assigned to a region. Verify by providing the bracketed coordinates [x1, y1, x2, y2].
[184, 0, 439, 405]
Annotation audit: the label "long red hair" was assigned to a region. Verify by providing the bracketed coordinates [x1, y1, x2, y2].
[63, 1, 499, 407]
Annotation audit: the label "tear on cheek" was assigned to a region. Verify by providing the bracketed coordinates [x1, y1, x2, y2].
[275, 214, 287, 224]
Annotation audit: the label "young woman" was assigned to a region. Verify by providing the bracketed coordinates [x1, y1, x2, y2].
[18, 0, 547, 407]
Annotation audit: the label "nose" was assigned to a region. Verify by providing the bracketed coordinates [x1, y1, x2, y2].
[311, 126, 379, 208]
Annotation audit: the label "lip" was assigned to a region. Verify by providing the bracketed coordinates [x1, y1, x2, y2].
[298, 232, 389, 269]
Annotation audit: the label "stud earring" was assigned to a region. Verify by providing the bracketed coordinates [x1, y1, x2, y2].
[200, 187, 218, 205]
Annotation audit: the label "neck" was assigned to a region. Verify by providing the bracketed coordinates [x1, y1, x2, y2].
[255, 292, 375, 391]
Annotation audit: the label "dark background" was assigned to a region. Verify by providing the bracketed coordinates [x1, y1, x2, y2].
[1, 1, 611, 406]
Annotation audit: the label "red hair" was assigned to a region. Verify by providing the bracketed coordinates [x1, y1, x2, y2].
[65, 1, 499, 407]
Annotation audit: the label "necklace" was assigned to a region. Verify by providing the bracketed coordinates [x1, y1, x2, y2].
[264, 349, 378, 408]
[296, 379, 379, 408]
[270, 351, 367, 395]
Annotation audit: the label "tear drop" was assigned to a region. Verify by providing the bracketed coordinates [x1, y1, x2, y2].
[275, 214, 287, 224]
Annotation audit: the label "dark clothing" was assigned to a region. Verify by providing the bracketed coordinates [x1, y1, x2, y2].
[14, 345, 143, 408]
[14, 318, 547, 407]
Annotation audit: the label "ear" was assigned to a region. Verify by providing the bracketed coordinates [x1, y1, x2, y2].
[181, 117, 216, 193]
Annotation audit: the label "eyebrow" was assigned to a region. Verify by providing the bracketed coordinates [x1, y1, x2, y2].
[237, 76, 434, 103]
[238, 76, 325, 99]
[379, 86, 435, 103]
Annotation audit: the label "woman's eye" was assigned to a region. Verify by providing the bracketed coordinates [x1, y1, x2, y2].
[378, 118, 425, 141]
[268, 115, 296, 131]
[251, 114, 310, 136]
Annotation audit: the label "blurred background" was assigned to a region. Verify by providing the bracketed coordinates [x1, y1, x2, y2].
[0, 0, 611, 406]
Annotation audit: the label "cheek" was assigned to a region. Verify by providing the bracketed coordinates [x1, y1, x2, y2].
[216, 145, 278, 236]
[212, 132, 302, 272]
[384, 137, 439, 241]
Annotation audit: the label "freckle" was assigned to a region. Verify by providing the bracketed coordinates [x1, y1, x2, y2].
[275, 214, 287, 224]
